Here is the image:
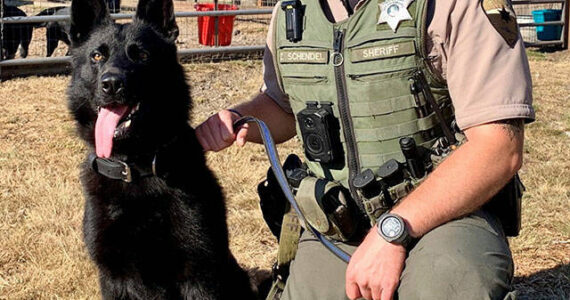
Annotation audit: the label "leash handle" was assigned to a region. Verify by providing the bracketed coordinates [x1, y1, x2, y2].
[233, 117, 351, 263]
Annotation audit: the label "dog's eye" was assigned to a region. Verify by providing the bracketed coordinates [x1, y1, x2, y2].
[91, 51, 105, 63]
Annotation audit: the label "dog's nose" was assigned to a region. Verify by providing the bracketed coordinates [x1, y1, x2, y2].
[101, 73, 124, 95]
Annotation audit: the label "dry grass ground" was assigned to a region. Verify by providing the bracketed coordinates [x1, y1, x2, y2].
[0, 51, 569, 299]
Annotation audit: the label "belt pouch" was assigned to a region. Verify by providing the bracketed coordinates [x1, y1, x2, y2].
[296, 177, 356, 241]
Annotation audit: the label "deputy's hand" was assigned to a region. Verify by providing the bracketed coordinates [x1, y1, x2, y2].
[345, 226, 406, 300]
[195, 109, 249, 152]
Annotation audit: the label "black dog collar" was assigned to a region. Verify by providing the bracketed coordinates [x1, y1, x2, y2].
[88, 153, 157, 183]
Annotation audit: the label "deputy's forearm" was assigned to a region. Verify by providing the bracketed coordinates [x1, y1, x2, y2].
[391, 120, 524, 238]
[232, 92, 296, 144]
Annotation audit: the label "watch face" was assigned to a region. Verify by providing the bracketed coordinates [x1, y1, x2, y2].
[381, 216, 403, 238]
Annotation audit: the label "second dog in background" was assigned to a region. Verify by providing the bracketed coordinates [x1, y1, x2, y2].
[35, 0, 119, 57]
[1, 4, 32, 60]
[35, 7, 71, 57]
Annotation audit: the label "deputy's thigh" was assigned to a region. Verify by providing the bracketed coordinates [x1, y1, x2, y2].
[281, 210, 514, 300]
[399, 209, 514, 299]
[281, 231, 357, 300]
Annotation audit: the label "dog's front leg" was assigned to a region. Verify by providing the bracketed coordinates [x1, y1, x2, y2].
[180, 280, 221, 300]
[99, 275, 131, 300]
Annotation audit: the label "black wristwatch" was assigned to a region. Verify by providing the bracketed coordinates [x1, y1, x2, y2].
[376, 212, 415, 249]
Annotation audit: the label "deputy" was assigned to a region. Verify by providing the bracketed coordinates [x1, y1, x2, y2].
[196, 0, 534, 298]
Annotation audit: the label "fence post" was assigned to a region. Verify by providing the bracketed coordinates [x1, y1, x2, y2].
[214, 0, 219, 47]
[562, 0, 570, 49]
[1, 0, 4, 78]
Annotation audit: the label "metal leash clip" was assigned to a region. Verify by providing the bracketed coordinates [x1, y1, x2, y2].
[119, 161, 133, 183]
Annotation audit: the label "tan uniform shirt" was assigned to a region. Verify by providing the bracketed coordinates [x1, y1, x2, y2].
[261, 0, 535, 130]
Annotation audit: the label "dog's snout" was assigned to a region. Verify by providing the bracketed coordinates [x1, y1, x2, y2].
[101, 73, 124, 95]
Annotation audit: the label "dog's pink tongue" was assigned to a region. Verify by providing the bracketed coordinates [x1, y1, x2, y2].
[95, 105, 130, 158]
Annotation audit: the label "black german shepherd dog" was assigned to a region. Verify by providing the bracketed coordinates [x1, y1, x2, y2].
[35, 7, 71, 57]
[1, 4, 33, 60]
[66, 0, 256, 298]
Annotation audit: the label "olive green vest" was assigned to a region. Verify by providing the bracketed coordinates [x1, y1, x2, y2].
[272, 0, 454, 207]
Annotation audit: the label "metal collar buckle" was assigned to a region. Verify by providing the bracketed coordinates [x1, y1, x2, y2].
[118, 161, 132, 183]
[152, 154, 158, 177]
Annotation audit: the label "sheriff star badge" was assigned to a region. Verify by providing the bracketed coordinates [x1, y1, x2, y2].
[378, 0, 414, 32]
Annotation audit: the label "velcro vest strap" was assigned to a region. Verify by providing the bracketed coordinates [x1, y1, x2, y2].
[269, 210, 302, 295]
[277, 211, 302, 269]
[361, 177, 426, 223]
[349, 94, 423, 117]
[265, 210, 302, 300]
[359, 137, 438, 168]
[296, 177, 331, 233]
[354, 112, 440, 142]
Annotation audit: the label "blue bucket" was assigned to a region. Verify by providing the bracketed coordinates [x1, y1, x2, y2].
[532, 9, 562, 41]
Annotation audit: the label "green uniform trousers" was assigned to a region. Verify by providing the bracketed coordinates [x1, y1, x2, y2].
[281, 209, 516, 300]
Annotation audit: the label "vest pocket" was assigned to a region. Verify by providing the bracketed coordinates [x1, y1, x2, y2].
[347, 67, 417, 84]
[346, 67, 421, 109]
[282, 75, 328, 85]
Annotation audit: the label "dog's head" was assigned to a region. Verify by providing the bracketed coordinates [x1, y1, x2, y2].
[67, 0, 190, 159]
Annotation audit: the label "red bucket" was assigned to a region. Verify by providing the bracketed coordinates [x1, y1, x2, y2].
[195, 3, 238, 46]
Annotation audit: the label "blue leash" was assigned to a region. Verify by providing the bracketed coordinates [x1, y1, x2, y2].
[233, 116, 351, 263]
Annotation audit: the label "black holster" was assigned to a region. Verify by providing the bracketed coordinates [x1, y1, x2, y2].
[257, 155, 302, 239]
[484, 174, 524, 237]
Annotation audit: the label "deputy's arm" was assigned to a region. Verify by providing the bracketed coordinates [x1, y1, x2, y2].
[195, 92, 296, 152]
[391, 118, 524, 237]
[345, 119, 525, 300]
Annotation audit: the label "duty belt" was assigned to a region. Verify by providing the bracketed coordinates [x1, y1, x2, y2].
[233, 116, 352, 263]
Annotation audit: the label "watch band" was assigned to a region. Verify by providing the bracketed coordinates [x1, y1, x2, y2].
[376, 212, 415, 249]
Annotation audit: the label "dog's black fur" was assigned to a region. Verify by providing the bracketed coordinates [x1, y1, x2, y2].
[66, 0, 256, 298]
[35, 7, 71, 57]
[1, 4, 32, 60]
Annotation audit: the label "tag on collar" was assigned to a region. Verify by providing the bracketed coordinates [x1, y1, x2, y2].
[378, 0, 414, 32]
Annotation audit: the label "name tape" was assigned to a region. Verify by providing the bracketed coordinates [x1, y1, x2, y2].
[351, 41, 415, 62]
[279, 50, 329, 64]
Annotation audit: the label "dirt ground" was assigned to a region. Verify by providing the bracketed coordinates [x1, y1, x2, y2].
[0, 49, 569, 298]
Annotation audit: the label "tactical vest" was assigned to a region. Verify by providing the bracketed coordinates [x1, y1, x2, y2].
[272, 0, 455, 219]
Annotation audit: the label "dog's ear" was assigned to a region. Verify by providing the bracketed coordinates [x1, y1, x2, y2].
[135, 0, 179, 42]
[69, 0, 111, 46]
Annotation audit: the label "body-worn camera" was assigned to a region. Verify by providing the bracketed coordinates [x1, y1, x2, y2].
[297, 101, 341, 164]
[281, 0, 304, 42]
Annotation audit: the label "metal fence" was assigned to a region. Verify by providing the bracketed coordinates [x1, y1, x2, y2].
[0, 0, 273, 77]
[513, 0, 568, 47]
[1, 0, 568, 78]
